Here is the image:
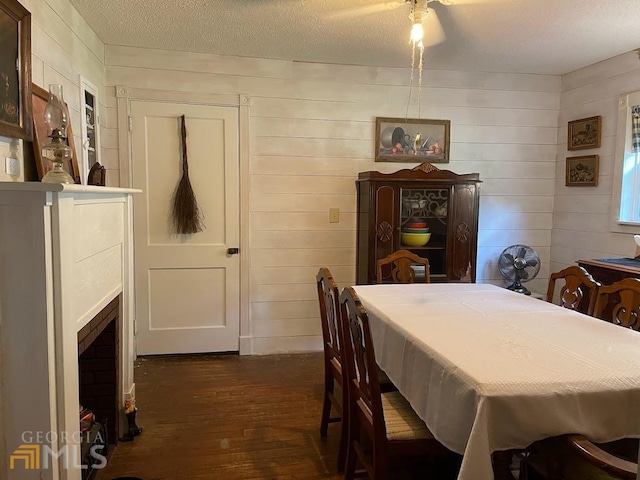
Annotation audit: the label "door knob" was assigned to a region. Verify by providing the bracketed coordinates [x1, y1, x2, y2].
[226, 247, 239, 255]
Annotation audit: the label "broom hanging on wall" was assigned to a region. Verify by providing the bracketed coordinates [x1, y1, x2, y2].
[171, 114, 204, 235]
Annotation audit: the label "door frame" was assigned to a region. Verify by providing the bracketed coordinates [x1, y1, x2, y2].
[116, 87, 252, 355]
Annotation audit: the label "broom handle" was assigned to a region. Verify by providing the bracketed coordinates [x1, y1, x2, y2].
[180, 114, 188, 175]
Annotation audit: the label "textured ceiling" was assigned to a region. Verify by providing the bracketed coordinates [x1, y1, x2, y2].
[69, 0, 640, 74]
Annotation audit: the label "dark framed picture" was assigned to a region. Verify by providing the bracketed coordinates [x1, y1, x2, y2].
[0, 0, 32, 140]
[31, 83, 80, 183]
[566, 155, 599, 187]
[375, 117, 450, 163]
[567, 115, 601, 151]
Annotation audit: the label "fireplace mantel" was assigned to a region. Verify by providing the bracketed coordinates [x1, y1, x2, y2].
[0, 183, 140, 480]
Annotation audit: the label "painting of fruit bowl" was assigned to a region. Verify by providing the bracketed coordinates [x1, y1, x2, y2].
[375, 117, 450, 163]
[566, 155, 599, 187]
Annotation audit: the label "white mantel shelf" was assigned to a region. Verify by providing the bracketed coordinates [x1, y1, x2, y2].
[0, 184, 139, 480]
[0, 181, 140, 194]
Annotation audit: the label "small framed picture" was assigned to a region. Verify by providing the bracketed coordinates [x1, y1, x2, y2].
[375, 117, 450, 163]
[0, 0, 32, 140]
[567, 116, 601, 151]
[566, 155, 599, 187]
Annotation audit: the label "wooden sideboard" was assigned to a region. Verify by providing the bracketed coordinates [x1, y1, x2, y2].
[577, 258, 640, 322]
[577, 258, 640, 285]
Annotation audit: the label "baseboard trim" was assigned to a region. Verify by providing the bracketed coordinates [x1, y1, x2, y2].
[239, 336, 252, 356]
[251, 335, 323, 355]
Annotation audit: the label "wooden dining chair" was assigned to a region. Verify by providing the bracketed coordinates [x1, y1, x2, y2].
[593, 277, 640, 330]
[523, 435, 638, 480]
[316, 267, 349, 471]
[339, 286, 455, 480]
[317, 268, 396, 472]
[376, 250, 430, 284]
[546, 265, 601, 315]
[564, 435, 637, 479]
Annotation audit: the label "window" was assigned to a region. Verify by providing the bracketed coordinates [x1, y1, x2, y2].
[612, 91, 640, 231]
[619, 104, 640, 222]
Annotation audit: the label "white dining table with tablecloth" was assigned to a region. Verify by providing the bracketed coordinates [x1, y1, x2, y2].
[352, 283, 640, 480]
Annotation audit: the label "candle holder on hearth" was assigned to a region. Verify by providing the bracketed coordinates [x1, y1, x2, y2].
[122, 398, 142, 441]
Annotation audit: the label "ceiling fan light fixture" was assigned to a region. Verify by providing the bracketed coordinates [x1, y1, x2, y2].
[408, 0, 428, 43]
[410, 21, 424, 43]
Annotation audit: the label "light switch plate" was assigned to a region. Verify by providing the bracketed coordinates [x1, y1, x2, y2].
[329, 208, 340, 223]
[5, 157, 19, 176]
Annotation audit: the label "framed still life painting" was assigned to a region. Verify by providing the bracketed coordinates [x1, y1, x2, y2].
[566, 155, 598, 187]
[375, 117, 451, 163]
[0, 0, 32, 140]
[567, 116, 601, 151]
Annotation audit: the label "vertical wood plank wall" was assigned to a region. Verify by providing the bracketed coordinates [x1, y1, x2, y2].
[0, 0, 107, 185]
[552, 51, 640, 274]
[105, 46, 559, 353]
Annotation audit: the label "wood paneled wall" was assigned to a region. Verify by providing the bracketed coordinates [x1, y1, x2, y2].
[0, 0, 107, 184]
[105, 45, 560, 353]
[552, 51, 640, 275]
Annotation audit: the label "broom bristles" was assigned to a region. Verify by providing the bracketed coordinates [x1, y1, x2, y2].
[172, 171, 204, 235]
[171, 114, 204, 235]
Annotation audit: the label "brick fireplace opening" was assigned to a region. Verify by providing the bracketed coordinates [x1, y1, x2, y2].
[78, 296, 120, 448]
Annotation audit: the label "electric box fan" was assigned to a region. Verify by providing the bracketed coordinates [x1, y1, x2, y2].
[498, 244, 541, 295]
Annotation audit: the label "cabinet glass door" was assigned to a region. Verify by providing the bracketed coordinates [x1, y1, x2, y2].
[400, 188, 449, 277]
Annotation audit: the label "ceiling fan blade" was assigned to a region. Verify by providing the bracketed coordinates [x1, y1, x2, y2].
[423, 7, 445, 47]
[327, 1, 405, 20]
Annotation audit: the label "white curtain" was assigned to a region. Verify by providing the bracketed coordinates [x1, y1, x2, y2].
[632, 105, 640, 153]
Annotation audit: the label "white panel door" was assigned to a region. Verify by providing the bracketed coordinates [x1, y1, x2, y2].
[131, 101, 240, 354]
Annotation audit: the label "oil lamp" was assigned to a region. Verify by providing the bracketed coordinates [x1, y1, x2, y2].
[41, 84, 74, 184]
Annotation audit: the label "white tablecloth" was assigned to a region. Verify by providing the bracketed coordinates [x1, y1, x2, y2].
[353, 283, 640, 480]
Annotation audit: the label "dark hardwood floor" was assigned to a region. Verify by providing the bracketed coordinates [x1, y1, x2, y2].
[95, 353, 459, 480]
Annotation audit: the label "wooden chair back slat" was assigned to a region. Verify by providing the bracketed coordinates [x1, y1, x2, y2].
[317, 267, 342, 362]
[340, 287, 386, 441]
[316, 267, 349, 471]
[376, 249, 430, 284]
[546, 265, 600, 315]
[593, 277, 640, 330]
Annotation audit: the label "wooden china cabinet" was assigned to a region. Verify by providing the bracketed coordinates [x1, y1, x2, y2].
[356, 163, 481, 284]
